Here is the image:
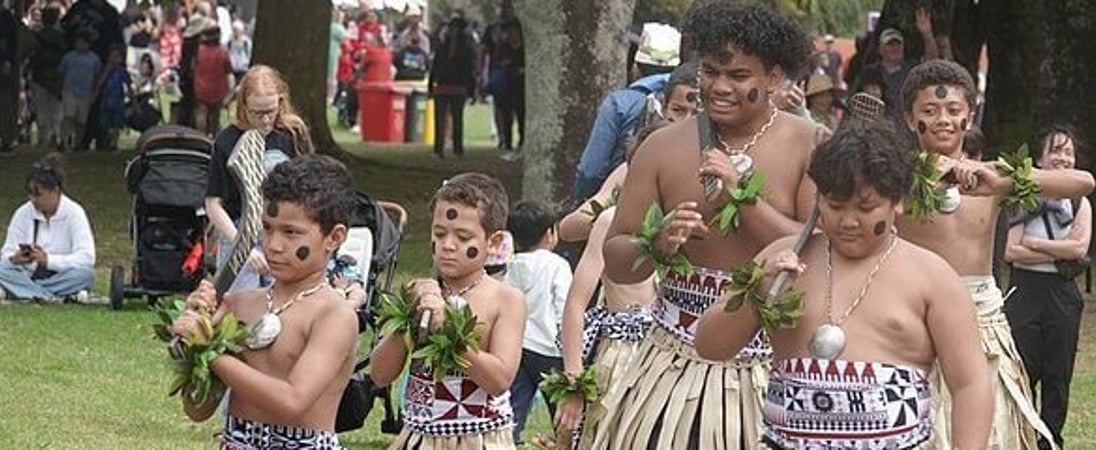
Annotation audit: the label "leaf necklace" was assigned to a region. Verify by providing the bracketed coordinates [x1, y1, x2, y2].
[245, 281, 328, 350]
[808, 233, 899, 361]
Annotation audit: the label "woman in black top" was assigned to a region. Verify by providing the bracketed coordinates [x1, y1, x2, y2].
[205, 65, 313, 291]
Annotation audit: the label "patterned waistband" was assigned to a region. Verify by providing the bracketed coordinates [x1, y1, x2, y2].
[221, 414, 343, 450]
[599, 307, 653, 342]
[404, 370, 514, 437]
[652, 266, 771, 360]
[763, 358, 932, 450]
[962, 276, 1007, 315]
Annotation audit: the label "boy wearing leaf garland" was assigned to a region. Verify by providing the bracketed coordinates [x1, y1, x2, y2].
[590, 2, 822, 449]
[895, 60, 1094, 449]
[171, 155, 360, 449]
[371, 173, 526, 449]
[695, 119, 993, 449]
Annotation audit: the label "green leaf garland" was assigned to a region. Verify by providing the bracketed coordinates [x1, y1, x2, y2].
[539, 366, 599, 405]
[996, 144, 1042, 212]
[712, 171, 766, 234]
[906, 151, 948, 222]
[722, 261, 804, 331]
[632, 203, 694, 278]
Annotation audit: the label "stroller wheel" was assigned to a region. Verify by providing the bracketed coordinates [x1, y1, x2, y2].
[109, 265, 125, 310]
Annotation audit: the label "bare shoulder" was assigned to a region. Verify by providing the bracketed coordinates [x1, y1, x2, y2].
[633, 116, 695, 162]
[898, 239, 962, 285]
[312, 289, 358, 330]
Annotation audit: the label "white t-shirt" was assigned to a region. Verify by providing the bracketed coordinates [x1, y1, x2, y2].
[505, 249, 572, 357]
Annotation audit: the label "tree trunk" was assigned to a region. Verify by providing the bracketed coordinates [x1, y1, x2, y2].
[981, 0, 1046, 158]
[516, 0, 635, 207]
[251, 0, 341, 157]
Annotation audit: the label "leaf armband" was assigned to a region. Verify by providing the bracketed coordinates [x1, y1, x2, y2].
[906, 152, 948, 222]
[996, 145, 1041, 212]
[722, 261, 804, 331]
[632, 203, 694, 278]
[540, 366, 599, 404]
[410, 302, 483, 381]
[712, 171, 766, 234]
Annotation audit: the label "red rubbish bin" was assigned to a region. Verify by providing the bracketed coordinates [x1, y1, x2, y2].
[357, 82, 407, 142]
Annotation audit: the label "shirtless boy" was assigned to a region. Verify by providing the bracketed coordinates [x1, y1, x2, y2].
[695, 119, 993, 449]
[589, 2, 819, 448]
[896, 60, 1094, 449]
[173, 155, 360, 449]
[370, 173, 527, 449]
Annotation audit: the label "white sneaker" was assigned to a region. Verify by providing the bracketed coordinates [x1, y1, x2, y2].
[75, 290, 90, 304]
[499, 151, 520, 162]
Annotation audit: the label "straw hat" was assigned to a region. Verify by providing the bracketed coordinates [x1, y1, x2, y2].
[805, 74, 835, 98]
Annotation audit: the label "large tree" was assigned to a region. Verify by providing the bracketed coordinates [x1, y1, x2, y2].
[251, 0, 340, 156]
[516, 0, 636, 205]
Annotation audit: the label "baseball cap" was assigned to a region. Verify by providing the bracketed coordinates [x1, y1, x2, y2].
[635, 23, 681, 68]
[880, 28, 904, 44]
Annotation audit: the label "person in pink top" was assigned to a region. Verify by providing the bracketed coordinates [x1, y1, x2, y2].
[193, 25, 233, 136]
[158, 7, 183, 73]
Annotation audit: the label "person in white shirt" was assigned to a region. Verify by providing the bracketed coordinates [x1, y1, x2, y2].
[504, 200, 572, 443]
[0, 153, 96, 303]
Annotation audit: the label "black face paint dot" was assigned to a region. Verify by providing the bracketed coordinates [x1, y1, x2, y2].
[295, 246, 311, 261]
[873, 221, 887, 236]
[466, 246, 479, 259]
[917, 121, 928, 135]
[266, 203, 279, 218]
[960, 118, 968, 131]
[446, 208, 458, 220]
[934, 85, 948, 99]
[747, 88, 760, 104]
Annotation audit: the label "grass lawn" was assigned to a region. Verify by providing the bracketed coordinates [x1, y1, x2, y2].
[1, 106, 1094, 448]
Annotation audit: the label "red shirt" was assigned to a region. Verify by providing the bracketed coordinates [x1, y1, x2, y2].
[193, 42, 233, 105]
[337, 40, 359, 83]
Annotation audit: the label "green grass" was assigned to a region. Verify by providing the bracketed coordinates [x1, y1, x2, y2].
[0, 104, 553, 449]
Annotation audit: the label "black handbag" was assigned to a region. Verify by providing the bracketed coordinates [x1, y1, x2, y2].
[334, 360, 375, 433]
[1039, 206, 1091, 280]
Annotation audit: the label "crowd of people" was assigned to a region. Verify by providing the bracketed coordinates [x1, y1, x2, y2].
[1, 1, 1092, 450]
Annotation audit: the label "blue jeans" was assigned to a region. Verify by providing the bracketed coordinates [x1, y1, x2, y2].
[509, 349, 563, 442]
[0, 260, 95, 300]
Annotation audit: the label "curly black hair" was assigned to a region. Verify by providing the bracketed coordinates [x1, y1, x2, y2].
[507, 200, 557, 253]
[26, 152, 65, 194]
[262, 155, 356, 234]
[809, 119, 915, 202]
[684, 1, 813, 79]
[430, 173, 510, 234]
[900, 60, 977, 113]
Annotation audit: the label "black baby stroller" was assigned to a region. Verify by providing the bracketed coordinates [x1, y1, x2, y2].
[334, 192, 410, 435]
[111, 125, 213, 310]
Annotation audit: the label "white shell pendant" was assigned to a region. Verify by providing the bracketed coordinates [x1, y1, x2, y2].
[938, 186, 962, 214]
[808, 323, 847, 361]
[729, 153, 754, 176]
[245, 313, 283, 350]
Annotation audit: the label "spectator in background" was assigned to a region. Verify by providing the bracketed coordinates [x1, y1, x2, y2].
[95, 45, 131, 150]
[227, 20, 251, 84]
[158, 7, 183, 73]
[26, 4, 68, 150]
[853, 7, 939, 112]
[61, 0, 125, 62]
[358, 9, 386, 48]
[328, 8, 347, 101]
[428, 12, 477, 158]
[821, 33, 842, 82]
[359, 31, 392, 83]
[482, 0, 523, 155]
[59, 29, 102, 151]
[504, 200, 572, 444]
[1004, 127, 1091, 450]
[0, 4, 18, 154]
[805, 73, 838, 131]
[397, 5, 430, 55]
[393, 32, 429, 81]
[192, 23, 232, 136]
[0, 154, 95, 304]
[126, 11, 155, 72]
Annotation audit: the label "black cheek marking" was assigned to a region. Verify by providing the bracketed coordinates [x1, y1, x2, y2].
[295, 246, 311, 261]
[747, 88, 760, 104]
[934, 85, 948, 99]
[873, 221, 887, 236]
[466, 246, 479, 259]
[917, 121, 928, 135]
[266, 203, 279, 218]
[446, 208, 458, 220]
[960, 118, 968, 131]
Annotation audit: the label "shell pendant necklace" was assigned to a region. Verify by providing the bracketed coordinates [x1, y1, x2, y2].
[808, 233, 899, 360]
[440, 270, 486, 308]
[703, 104, 778, 200]
[246, 281, 328, 350]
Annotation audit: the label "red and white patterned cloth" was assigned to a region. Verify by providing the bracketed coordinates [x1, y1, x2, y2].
[404, 365, 513, 437]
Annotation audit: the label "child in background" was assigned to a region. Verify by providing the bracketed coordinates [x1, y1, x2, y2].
[96, 45, 132, 150]
[504, 200, 573, 443]
[58, 29, 102, 151]
[485, 230, 514, 281]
